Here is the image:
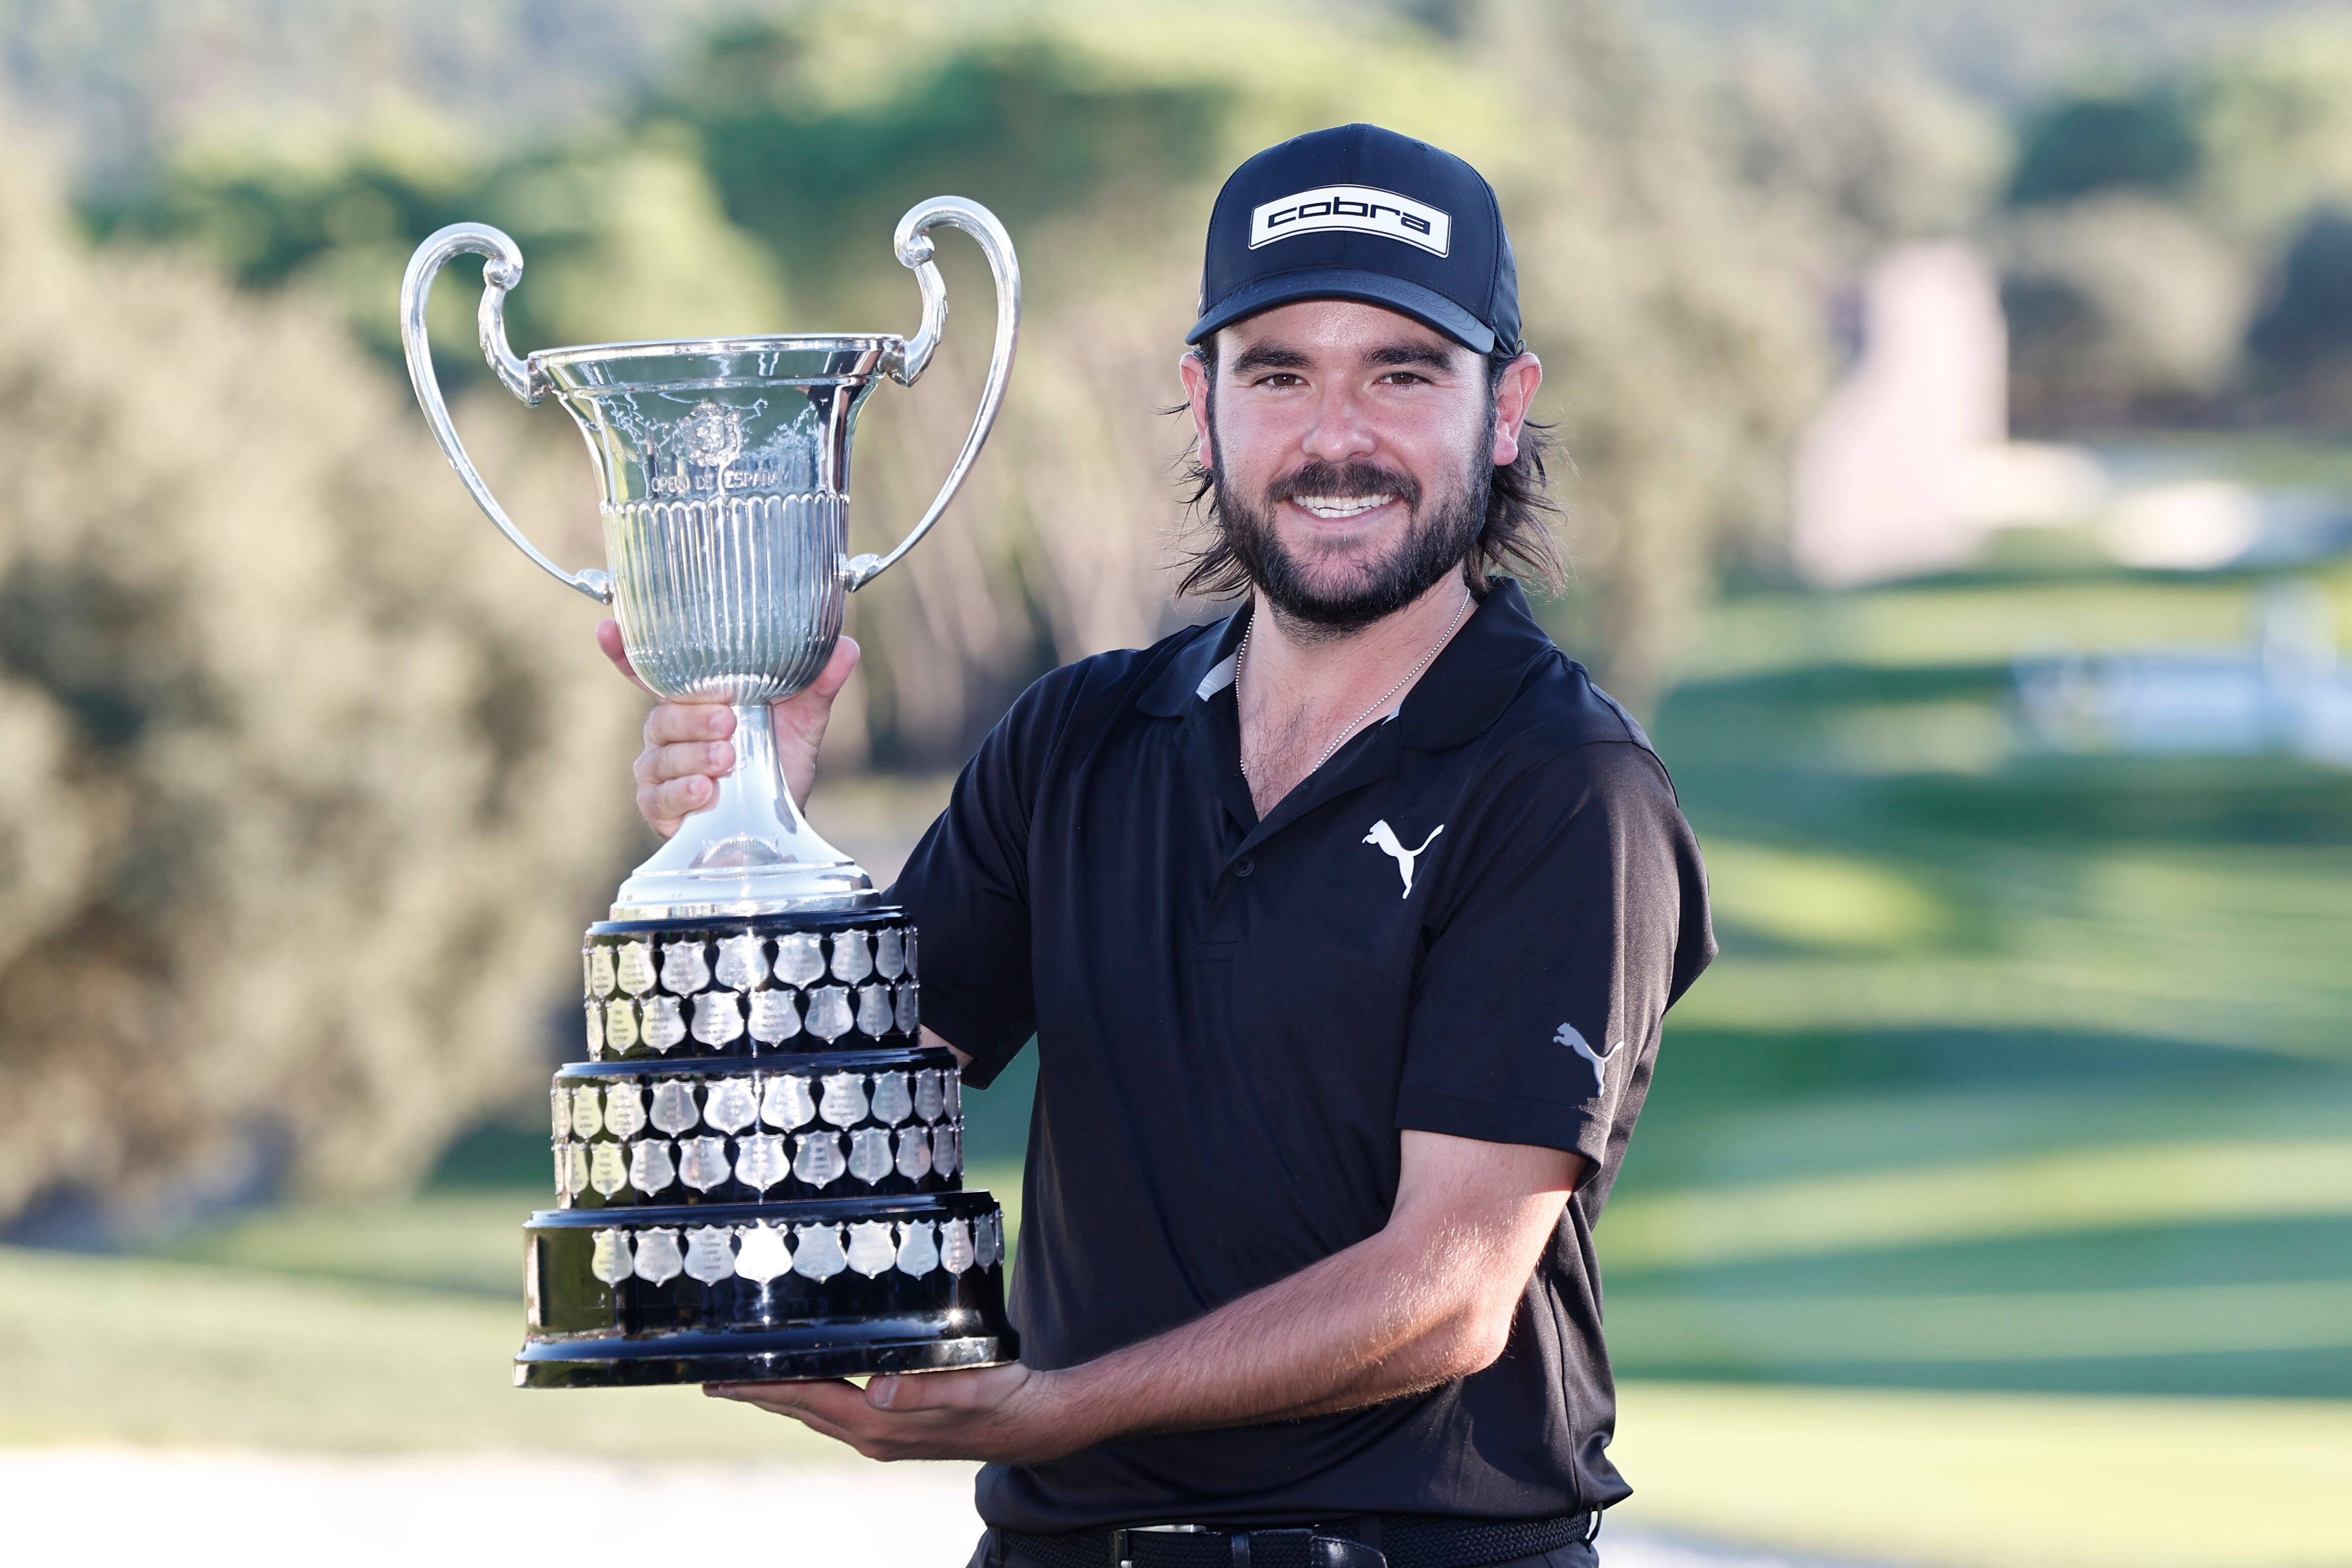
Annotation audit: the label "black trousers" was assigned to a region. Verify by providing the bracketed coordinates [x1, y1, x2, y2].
[967, 1530, 1600, 1568]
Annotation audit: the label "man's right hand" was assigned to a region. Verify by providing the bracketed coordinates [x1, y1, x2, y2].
[599, 620, 862, 839]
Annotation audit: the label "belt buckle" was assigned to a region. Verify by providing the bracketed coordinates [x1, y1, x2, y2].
[1114, 1525, 1211, 1568]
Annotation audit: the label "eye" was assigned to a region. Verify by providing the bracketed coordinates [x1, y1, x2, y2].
[1377, 370, 1430, 385]
[1252, 372, 1304, 388]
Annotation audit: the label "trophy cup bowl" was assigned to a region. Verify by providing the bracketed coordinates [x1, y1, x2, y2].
[401, 199, 1021, 1387]
[401, 196, 1019, 918]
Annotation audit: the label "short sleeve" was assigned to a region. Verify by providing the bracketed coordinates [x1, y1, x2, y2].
[885, 682, 1058, 1088]
[1396, 739, 1711, 1175]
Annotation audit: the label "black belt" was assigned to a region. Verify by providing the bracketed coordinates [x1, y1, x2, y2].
[1001, 1512, 1597, 1568]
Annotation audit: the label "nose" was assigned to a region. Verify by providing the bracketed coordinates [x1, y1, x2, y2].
[1300, 381, 1379, 466]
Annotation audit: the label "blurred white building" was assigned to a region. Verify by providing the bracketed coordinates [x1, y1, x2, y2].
[1790, 244, 2352, 584]
[1794, 245, 2091, 585]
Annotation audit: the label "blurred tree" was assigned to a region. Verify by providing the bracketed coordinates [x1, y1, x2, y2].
[2245, 207, 2352, 424]
[88, 114, 793, 371]
[2189, 17, 2352, 243]
[0, 146, 644, 1233]
[2006, 85, 2201, 206]
[1998, 193, 2251, 428]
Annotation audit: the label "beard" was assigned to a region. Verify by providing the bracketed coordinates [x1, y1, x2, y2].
[1213, 433, 1490, 638]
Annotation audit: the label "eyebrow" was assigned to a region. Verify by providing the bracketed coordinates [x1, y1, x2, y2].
[1226, 339, 1461, 376]
[1365, 341, 1457, 370]
[1228, 344, 1311, 374]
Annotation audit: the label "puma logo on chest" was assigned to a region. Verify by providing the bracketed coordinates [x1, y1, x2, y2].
[1363, 818, 1444, 899]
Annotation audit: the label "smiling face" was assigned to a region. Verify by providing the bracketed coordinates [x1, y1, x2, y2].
[1180, 300, 1538, 634]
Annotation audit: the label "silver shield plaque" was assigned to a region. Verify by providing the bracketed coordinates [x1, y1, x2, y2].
[847, 1127, 893, 1185]
[584, 1001, 603, 1057]
[679, 1135, 731, 1192]
[592, 1228, 633, 1286]
[588, 946, 617, 999]
[589, 1140, 629, 1198]
[569, 1085, 604, 1140]
[976, 1211, 1003, 1269]
[818, 1072, 869, 1127]
[794, 1131, 846, 1189]
[733, 1221, 793, 1284]
[603, 1082, 647, 1141]
[762, 1073, 817, 1130]
[660, 940, 711, 995]
[904, 928, 918, 977]
[633, 1227, 684, 1285]
[734, 1132, 789, 1192]
[641, 995, 687, 1053]
[614, 941, 657, 997]
[792, 1223, 848, 1281]
[691, 990, 746, 1047]
[550, 1085, 569, 1141]
[856, 984, 894, 1038]
[830, 929, 874, 984]
[940, 1217, 975, 1274]
[684, 1225, 737, 1285]
[934, 1121, 961, 1179]
[715, 933, 770, 991]
[805, 985, 853, 1043]
[895, 981, 920, 1036]
[896, 1127, 934, 1181]
[603, 1001, 639, 1054]
[650, 1080, 700, 1137]
[702, 1077, 759, 1135]
[748, 987, 800, 1044]
[875, 927, 906, 980]
[556, 1142, 588, 1199]
[773, 932, 825, 987]
[896, 1219, 940, 1277]
[913, 1069, 946, 1123]
[630, 1139, 677, 1195]
[946, 1071, 962, 1117]
[846, 1220, 896, 1278]
[868, 1071, 912, 1126]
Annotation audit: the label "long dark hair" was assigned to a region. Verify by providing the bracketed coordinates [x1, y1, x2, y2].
[1169, 341, 1570, 602]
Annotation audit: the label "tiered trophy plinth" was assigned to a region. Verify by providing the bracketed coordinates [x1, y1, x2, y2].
[517, 907, 1017, 1388]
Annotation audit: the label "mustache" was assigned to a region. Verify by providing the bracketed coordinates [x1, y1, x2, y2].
[1265, 461, 1422, 510]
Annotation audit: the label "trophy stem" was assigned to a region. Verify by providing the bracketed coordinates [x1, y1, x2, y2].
[609, 701, 876, 920]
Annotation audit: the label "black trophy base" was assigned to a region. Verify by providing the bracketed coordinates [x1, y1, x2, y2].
[515, 1325, 1017, 1388]
[518, 1193, 1016, 1389]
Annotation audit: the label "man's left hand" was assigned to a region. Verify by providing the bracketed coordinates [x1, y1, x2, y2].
[706, 1363, 1089, 1464]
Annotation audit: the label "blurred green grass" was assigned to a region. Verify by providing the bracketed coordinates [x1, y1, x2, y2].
[1602, 550, 2352, 1408]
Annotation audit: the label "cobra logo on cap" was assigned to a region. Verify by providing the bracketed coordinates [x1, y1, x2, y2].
[1249, 184, 1452, 257]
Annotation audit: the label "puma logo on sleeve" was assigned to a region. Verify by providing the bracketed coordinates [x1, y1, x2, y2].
[1553, 1022, 1624, 1097]
[1363, 819, 1444, 899]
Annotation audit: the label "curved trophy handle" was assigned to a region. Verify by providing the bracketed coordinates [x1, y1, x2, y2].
[843, 197, 1022, 592]
[399, 223, 613, 604]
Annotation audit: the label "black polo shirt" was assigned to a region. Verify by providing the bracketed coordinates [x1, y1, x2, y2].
[890, 580, 1712, 1531]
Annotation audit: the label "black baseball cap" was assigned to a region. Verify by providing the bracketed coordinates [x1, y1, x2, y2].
[1187, 123, 1521, 357]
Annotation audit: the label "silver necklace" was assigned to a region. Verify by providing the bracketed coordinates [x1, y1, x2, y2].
[1236, 589, 1475, 783]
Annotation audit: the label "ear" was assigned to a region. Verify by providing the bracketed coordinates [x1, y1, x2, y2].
[1178, 350, 1214, 472]
[1489, 352, 1543, 467]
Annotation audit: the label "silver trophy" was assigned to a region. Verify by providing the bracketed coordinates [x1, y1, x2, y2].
[399, 198, 1019, 918]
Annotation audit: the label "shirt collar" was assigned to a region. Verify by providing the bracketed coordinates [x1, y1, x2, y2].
[1135, 579, 1557, 748]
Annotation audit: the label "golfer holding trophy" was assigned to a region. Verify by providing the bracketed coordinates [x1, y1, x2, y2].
[408, 125, 1710, 1568]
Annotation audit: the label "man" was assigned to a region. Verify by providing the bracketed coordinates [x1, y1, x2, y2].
[607, 125, 1712, 1568]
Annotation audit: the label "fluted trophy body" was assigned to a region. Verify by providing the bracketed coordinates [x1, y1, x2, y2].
[399, 201, 1020, 918]
[398, 202, 1023, 1390]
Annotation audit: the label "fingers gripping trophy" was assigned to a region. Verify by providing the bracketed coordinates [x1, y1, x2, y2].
[400, 199, 1020, 1387]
